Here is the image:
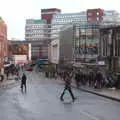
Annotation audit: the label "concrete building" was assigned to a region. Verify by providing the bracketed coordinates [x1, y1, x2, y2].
[48, 39, 60, 64]
[0, 17, 7, 73]
[102, 10, 120, 25]
[25, 19, 46, 41]
[49, 26, 73, 66]
[100, 25, 120, 71]
[25, 19, 49, 60]
[41, 8, 61, 42]
[51, 12, 87, 39]
[49, 9, 120, 66]
[72, 9, 120, 64]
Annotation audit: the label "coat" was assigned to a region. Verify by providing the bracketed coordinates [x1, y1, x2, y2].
[22, 75, 27, 84]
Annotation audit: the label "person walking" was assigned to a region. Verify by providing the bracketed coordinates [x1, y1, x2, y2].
[94, 71, 103, 89]
[75, 71, 80, 89]
[21, 73, 27, 92]
[60, 70, 76, 102]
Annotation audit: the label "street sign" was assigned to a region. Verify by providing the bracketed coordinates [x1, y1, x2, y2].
[97, 61, 105, 65]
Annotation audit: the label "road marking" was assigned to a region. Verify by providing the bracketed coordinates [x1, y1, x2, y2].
[80, 110, 99, 120]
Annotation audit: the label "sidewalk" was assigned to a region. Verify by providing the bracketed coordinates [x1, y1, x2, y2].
[51, 76, 120, 102]
[77, 85, 120, 102]
[0, 75, 20, 89]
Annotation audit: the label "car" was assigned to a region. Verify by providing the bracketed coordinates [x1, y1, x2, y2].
[26, 67, 33, 71]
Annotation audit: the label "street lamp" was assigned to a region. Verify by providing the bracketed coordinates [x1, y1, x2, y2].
[108, 29, 113, 70]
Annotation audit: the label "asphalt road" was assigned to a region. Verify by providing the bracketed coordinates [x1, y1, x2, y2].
[0, 71, 120, 120]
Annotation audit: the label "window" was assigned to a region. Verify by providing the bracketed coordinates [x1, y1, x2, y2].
[88, 12, 92, 16]
[97, 17, 99, 21]
[97, 12, 99, 15]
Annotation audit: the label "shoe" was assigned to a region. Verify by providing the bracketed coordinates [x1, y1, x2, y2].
[60, 98, 64, 101]
[72, 97, 77, 102]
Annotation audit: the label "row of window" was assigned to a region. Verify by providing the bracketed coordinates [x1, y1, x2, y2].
[26, 31, 44, 35]
[52, 18, 86, 23]
[74, 46, 98, 55]
[54, 14, 86, 19]
[26, 33, 44, 36]
[26, 25, 44, 29]
[26, 38, 43, 41]
[102, 36, 120, 57]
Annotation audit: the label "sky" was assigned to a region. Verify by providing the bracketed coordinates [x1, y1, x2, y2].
[0, 0, 120, 40]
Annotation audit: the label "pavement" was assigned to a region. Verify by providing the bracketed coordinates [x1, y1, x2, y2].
[0, 74, 20, 89]
[40, 74, 120, 102]
[75, 85, 120, 102]
[0, 71, 120, 120]
[1, 70, 120, 103]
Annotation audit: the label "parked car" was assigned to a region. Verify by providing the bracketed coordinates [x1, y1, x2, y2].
[26, 66, 33, 71]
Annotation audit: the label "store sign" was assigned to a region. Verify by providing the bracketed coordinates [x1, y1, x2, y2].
[97, 61, 105, 65]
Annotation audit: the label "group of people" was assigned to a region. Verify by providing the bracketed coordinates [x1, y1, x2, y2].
[74, 70, 103, 89]
[74, 70, 120, 89]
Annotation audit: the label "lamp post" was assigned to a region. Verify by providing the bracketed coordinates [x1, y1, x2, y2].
[108, 29, 113, 70]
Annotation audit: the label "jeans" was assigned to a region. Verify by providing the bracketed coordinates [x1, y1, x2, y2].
[60, 87, 75, 100]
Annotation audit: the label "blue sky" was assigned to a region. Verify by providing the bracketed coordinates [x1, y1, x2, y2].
[0, 0, 120, 40]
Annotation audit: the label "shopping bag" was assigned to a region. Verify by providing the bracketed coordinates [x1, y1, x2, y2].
[64, 89, 69, 94]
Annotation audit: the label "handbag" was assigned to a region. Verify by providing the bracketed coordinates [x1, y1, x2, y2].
[64, 89, 69, 94]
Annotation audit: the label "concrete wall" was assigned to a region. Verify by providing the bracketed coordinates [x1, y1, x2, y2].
[59, 27, 73, 63]
[50, 39, 60, 64]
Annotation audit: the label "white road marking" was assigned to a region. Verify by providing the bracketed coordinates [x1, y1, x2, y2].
[80, 110, 99, 120]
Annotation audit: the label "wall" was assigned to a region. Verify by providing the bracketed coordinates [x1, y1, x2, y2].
[50, 39, 60, 64]
[0, 18, 7, 72]
[59, 27, 73, 63]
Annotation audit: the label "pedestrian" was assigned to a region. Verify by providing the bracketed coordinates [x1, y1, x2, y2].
[94, 71, 103, 89]
[0, 74, 4, 82]
[21, 73, 27, 92]
[75, 71, 80, 89]
[54, 71, 57, 80]
[60, 70, 76, 102]
[0, 74, 4, 88]
[6, 70, 9, 80]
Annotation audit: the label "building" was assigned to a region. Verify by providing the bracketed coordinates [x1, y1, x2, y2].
[41, 8, 61, 24]
[100, 25, 120, 71]
[87, 8, 104, 23]
[10, 40, 48, 60]
[25, 19, 49, 59]
[102, 10, 120, 25]
[49, 26, 73, 67]
[49, 9, 120, 66]
[48, 39, 59, 64]
[25, 19, 46, 41]
[51, 12, 87, 39]
[41, 8, 61, 42]
[30, 41, 48, 60]
[73, 23, 100, 63]
[51, 8, 119, 45]
[0, 17, 7, 73]
[9, 40, 30, 62]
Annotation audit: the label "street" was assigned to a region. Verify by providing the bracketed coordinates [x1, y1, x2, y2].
[0, 71, 120, 120]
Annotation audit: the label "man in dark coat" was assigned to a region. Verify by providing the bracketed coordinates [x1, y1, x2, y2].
[60, 71, 76, 102]
[75, 71, 80, 89]
[95, 71, 103, 89]
[21, 73, 27, 92]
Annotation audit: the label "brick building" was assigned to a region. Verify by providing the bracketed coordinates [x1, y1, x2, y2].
[0, 17, 7, 73]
